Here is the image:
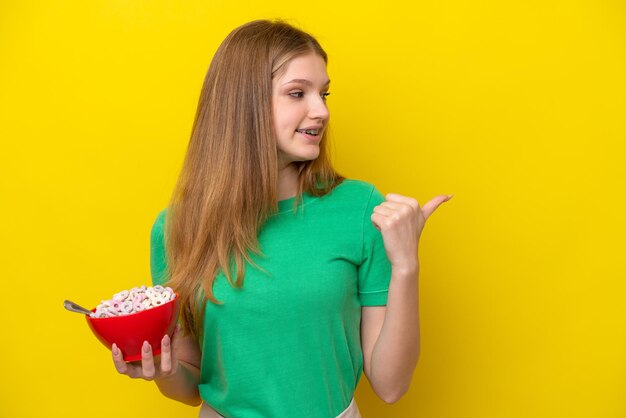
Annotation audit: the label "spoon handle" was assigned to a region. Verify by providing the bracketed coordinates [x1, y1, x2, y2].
[64, 300, 93, 315]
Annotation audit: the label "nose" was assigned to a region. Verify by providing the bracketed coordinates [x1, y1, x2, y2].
[308, 95, 330, 122]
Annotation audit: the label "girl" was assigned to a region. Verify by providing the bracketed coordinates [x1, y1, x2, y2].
[111, 19, 452, 418]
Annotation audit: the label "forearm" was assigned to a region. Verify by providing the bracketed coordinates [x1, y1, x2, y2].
[154, 360, 202, 406]
[369, 264, 420, 402]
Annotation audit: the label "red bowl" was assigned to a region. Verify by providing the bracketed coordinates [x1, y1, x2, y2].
[85, 294, 180, 362]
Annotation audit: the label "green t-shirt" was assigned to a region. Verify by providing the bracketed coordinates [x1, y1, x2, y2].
[150, 179, 392, 418]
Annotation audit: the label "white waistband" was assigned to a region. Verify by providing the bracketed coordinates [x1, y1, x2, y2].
[336, 397, 361, 418]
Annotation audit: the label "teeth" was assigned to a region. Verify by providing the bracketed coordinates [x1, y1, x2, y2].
[297, 129, 319, 135]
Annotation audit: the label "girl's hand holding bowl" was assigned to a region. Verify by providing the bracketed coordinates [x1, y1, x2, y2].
[112, 328, 180, 380]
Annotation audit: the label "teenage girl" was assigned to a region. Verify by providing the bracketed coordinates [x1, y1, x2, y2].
[110, 19, 452, 418]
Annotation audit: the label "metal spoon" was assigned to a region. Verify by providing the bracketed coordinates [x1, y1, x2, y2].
[64, 299, 93, 316]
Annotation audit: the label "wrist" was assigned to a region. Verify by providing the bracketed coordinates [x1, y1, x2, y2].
[391, 263, 419, 278]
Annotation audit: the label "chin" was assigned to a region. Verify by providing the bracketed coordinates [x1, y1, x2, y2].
[297, 153, 320, 162]
[279, 148, 320, 165]
[288, 150, 320, 161]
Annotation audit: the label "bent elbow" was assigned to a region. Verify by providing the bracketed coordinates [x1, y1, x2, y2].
[158, 388, 202, 407]
[184, 397, 203, 407]
[376, 384, 409, 404]
[369, 355, 419, 404]
[381, 391, 404, 404]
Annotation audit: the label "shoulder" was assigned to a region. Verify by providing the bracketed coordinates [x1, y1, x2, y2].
[327, 179, 385, 210]
[329, 178, 381, 201]
[151, 209, 167, 239]
[150, 209, 170, 283]
[313, 179, 384, 223]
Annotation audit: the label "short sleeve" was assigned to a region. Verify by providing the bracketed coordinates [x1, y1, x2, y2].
[357, 186, 392, 306]
[150, 210, 170, 286]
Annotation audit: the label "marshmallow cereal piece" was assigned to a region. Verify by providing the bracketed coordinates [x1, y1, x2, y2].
[149, 293, 165, 305]
[104, 307, 119, 317]
[113, 290, 129, 302]
[120, 300, 133, 314]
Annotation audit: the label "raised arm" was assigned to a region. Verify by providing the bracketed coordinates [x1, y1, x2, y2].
[362, 193, 452, 403]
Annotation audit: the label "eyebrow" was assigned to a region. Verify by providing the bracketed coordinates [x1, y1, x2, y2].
[281, 78, 331, 87]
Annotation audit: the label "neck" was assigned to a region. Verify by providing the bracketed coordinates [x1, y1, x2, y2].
[277, 163, 299, 201]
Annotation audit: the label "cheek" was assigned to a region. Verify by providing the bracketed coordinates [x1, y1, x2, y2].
[275, 106, 298, 131]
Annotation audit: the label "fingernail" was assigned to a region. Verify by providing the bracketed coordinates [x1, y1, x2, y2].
[142, 341, 150, 353]
[162, 335, 170, 347]
[447, 194, 454, 200]
[112, 343, 119, 356]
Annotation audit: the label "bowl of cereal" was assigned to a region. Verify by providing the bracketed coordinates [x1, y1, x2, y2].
[85, 285, 180, 362]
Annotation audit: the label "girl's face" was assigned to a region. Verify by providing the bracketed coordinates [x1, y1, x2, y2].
[272, 53, 330, 169]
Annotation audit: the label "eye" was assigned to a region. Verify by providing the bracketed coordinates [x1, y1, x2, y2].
[321, 92, 331, 101]
[289, 91, 304, 98]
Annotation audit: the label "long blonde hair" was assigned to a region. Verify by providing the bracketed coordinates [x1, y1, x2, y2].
[162, 20, 344, 340]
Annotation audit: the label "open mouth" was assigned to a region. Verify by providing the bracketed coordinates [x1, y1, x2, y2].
[296, 128, 320, 136]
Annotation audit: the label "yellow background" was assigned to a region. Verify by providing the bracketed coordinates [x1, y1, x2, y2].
[1, 0, 624, 417]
